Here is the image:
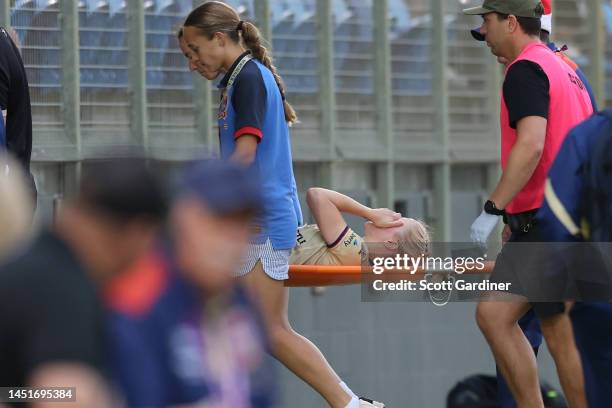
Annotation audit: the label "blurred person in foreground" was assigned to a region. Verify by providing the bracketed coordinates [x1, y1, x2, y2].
[0, 157, 168, 408]
[105, 160, 275, 408]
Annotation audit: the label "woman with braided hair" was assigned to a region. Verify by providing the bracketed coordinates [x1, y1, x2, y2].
[181, 2, 383, 407]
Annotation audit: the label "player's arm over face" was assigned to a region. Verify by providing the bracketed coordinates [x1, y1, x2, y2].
[306, 188, 402, 245]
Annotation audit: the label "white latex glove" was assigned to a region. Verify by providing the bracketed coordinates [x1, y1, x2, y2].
[470, 210, 500, 247]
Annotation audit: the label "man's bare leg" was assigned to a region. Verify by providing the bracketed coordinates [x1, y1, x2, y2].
[540, 310, 587, 408]
[477, 295, 544, 408]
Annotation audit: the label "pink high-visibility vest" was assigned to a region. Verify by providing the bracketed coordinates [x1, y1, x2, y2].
[501, 42, 593, 214]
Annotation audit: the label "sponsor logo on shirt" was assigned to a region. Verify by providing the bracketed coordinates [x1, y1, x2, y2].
[218, 93, 228, 120]
[568, 72, 585, 91]
[344, 232, 357, 247]
[359, 244, 368, 264]
[296, 229, 306, 245]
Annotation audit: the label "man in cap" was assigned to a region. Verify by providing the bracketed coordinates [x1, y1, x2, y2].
[468, 2, 597, 407]
[464, 0, 593, 406]
[470, 0, 598, 112]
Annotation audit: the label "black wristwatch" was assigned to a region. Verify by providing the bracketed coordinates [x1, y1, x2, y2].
[484, 200, 505, 216]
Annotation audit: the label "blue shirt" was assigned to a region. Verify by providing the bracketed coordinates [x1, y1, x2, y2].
[218, 53, 302, 249]
[106, 249, 275, 408]
[537, 112, 611, 241]
[537, 43, 599, 241]
[537, 112, 612, 408]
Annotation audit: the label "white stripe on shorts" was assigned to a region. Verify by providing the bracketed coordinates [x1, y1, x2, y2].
[236, 238, 291, 281]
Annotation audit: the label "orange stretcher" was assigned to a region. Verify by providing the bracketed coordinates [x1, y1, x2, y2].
[286, 261, 495, 287]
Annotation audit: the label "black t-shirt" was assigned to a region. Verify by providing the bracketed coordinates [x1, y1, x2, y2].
[503, 60, 550, 129]
[0, 231, 105, 389]
[0, 27, 32, 170]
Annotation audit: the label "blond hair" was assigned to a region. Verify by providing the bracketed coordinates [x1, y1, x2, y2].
[397, 219, 432, 257]
[183, 1, 298, 125]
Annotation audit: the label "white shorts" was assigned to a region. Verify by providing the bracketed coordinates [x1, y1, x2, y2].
[237, 238, 291, 281]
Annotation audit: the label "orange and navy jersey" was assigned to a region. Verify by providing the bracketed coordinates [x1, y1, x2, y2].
[104, 247, 276, 408]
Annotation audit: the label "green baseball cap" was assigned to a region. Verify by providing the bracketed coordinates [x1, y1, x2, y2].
[463, 0, 544, 18]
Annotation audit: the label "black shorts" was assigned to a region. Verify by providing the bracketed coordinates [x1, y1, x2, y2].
[565, 242, 612, 302]
[489, 224, 568, 319]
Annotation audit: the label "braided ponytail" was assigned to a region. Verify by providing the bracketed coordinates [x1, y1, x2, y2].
[240, 21, 298, 126]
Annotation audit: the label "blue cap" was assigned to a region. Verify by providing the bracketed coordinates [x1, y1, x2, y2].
[178, 160, 262, 216]
[471, 27, 485, 41]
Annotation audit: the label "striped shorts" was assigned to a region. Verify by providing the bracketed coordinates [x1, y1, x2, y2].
[236, 238, 291, 281]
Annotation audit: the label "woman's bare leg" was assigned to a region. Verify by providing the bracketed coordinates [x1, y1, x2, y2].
[241, 261, 353, 408]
